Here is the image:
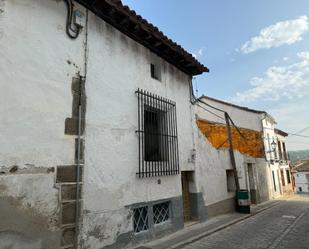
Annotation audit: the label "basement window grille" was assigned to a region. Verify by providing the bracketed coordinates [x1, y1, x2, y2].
[133, 206, 149, 233]
[153, 202, 170, 224]
[136, 89, 179, 178]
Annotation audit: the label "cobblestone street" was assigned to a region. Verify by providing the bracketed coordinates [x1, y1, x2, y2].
[181, 195, 309, 249]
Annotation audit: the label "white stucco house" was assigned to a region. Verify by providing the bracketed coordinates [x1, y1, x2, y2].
[0, 0, 210, 249]
[262, 118, 292, 199]
[274, 129, 293, 195]
[194, 96, 271, 211]
[193, 96, 293, 212]
[293, 160, 309, 193]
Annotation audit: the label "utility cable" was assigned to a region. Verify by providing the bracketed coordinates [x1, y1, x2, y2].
[287, 133, 309, 139]
[293, 126, 309, 135]
[64, 0, 80, 39]
[191, 82, 248, 141]
[196, 103, 225, 121]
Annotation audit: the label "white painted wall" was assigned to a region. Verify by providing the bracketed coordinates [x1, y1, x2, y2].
[194, 126, 254, 205]
[194, 100, 270, 207]
[81, 12, 195, 248]
[196, 97, 263, 131]
[0, 0, 87, 247]
[0, 0, 86, 167]
[294, 172, 309, 193]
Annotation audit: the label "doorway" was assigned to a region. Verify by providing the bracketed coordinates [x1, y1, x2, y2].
[181, 171, 192, 222]
[247, 163, 257, 204]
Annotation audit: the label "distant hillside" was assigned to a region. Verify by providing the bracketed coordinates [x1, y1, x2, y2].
[289, 150, 309, 165]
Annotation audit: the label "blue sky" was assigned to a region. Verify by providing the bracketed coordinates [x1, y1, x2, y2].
[122, 0, 309, 151]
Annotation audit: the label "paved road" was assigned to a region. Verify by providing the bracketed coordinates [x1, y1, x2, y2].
[182, 195, 309, 249]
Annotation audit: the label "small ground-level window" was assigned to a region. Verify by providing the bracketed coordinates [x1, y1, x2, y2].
[133, 206, 149, 233]
[298, 187, 302, 192]
[153, 202, 170, 224]
[226, 170, 236, 192]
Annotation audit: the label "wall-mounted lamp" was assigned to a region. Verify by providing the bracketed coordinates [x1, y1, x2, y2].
[271, 140, 277, 151]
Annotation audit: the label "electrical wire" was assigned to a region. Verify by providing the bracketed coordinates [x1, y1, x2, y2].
[293, 126, 309, 135]
[287, 133, 309, 139]
[64, 0, 80, 39]
[190, 79, 248, 141]
[196, 103, 225, 121]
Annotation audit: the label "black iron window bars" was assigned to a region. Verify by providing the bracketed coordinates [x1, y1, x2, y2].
[136, 89, 179, 178]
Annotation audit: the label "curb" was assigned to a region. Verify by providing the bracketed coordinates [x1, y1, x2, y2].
[169, 201, 281, 249]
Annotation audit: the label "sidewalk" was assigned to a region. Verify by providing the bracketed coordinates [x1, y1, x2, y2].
[134, 199, 282, 249]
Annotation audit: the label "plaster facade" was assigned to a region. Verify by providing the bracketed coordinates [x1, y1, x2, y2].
[262, 119, 292, 199]
[194, 97, 270, 213]
[0, 0, 87, 248]
[1, 0, 198, 248]
[1, 1, 292, 248]
[294, 172, 309, 193]
[80, 11, 197, 248]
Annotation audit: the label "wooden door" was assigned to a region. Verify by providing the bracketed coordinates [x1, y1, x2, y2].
[181, 172, 191, 222]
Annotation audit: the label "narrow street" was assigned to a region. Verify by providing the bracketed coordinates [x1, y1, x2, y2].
[182, 195, 309, 249]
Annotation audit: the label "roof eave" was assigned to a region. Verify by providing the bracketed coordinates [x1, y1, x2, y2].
[75, 0, 209, 76]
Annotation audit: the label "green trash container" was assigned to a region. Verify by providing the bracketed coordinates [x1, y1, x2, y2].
[236, 190, 250, 214]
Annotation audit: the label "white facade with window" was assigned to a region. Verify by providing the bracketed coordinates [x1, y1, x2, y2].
[194, 96, 270, 216]
[0, 0, 209, 248]
[293, 160, 309, 194]
[295, 172, 309, 193]
[262, 119, 292, 199]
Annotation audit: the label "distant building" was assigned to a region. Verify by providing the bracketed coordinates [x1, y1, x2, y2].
[274, 129, 293, 195]
[195, 96, 292, 208]
[292, 160, 309, 193]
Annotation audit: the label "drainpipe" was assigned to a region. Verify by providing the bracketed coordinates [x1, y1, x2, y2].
[75, 7, 88, 248]
[75, 99, 82, 248]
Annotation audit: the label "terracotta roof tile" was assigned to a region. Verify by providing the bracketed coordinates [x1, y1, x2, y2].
[76, 0, 209, 75]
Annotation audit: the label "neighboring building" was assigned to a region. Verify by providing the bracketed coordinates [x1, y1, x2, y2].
[0, 1, 208, 249]
[275, 129, 293, 195]
[262, 119, 292, 199]
[262, 116, 282, 199]
[194, 96, 271, 213]
[194, 96, 293, 212]
[292, 160, 309, 193]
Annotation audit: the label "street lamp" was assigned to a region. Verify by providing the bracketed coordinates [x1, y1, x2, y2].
[270, 140, 277, 163]
[271, 140, 277, 151]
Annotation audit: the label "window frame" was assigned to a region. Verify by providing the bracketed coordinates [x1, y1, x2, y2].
[136, 89, 179, 178]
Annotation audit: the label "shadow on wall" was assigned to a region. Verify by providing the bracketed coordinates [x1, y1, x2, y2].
[0, 197, 61, 249]
[0, 231, 41, 249]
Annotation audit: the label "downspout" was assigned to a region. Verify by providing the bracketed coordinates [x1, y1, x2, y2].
[75, 8, 88, 249]
[75, 99, 82, 248]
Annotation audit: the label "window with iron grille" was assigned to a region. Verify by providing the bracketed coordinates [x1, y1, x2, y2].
[136, 89, 179, 178]
[133, 206, 149, 233]
[153, 202, 170, 224]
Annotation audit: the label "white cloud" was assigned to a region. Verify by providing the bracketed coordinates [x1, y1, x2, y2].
[240, 16, 309, 54]
[283, 57, 289, 61]
[230, 51, 309, 103]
